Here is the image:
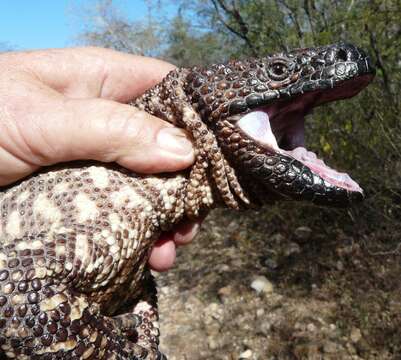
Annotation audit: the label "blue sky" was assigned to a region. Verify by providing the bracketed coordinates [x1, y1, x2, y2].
[0, 0, 176, 50]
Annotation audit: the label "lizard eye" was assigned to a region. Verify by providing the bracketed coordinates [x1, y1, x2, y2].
[269, 61, 289, 80]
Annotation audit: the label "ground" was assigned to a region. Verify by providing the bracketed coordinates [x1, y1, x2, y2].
[157, 208, 400, 360]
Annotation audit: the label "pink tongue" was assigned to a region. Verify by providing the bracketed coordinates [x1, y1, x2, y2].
[237, 111, 279, 149]
[288, 147, 362, 192]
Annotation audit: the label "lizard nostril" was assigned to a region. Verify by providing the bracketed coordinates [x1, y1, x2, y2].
[337, 48, 348, 62]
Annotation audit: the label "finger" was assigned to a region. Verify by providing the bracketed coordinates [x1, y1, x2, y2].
[2, 48, 175, 101]
[148, 220, 202, 272]
[148, 237, 177, 272]
[0, 82, 194, 186]
[61, 98, 194, 173]
[28, 97, 194, 173]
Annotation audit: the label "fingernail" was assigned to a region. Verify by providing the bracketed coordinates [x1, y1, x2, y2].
[157, 127, 193, 156]
[174, 221, 202, 245]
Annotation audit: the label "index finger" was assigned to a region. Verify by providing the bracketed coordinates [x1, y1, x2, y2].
[1, 47, 175, 102]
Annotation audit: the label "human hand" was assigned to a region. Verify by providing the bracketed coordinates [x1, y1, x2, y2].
[0, 47, 200, 271]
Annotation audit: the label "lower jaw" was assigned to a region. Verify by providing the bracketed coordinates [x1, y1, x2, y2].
[239, 149, 362, 207]
[283, 147, 363, 193]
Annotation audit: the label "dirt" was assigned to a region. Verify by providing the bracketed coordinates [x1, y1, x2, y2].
[156, 208, 401, 360]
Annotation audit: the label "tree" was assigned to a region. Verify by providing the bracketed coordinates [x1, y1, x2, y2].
[77, 0, 163, 56]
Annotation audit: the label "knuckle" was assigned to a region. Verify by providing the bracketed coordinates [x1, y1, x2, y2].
[104, 104, 151, 150]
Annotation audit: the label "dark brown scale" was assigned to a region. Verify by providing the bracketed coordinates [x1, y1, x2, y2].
[47, 320, 58, 334]
[70, 320, 81, 335]
[229, 133, 241, 143]
[3, 306, 14, 317]
[56, 328, 68, 342]
[217, 81, 229, 90]
[32, 249, 44, 257]
[5, 244, 15, 251]
[60, 316, 71, 328]
[21, 257, 33, 267]
[199, 84, 212, 96]
[205, 95, 216, 105]
[270, 81, 282, 89]
[19, 249, 31, 257]
[58, 302, 71, 315]
[27, 291, 40, 304]
[38, 312, 48, 325]
[225, 91, 236, 100]
[24, 316, 35, 328]
[30, 305, 40, 317]
[41, 333, 53, 346]
[10, 337, 21, 349]
[33, 325, 44, 337]
[17, 304, 28, 317]
[11, 316, 20, 327]
[239, 88, 251, 97]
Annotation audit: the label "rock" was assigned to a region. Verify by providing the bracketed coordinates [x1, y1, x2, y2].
[204, 302, 224, 323]
[284, 242, 301, 256]
[218, 285, 233, 303]
[270, 233, 285, 243]
[262, 257, 279, 270]
[256, 308, 265, 318]
[311, 283, 318, 291]
[345, 342, 357, 355]
[294, 322, 303, 330]
[294, 226, 312, 241]
[293, 343, 320, 358]
[323, 341, 339, 353]
[336, 260, 344, 271]
[259, 321, 272, 335]
[250, 276, 274, 294]
[218, 264, 230, 272]
[159, 286, 170, 295]
[350, 327, 362, 343]
[307, 323, 317, 332]
[239, 349, 253, 359]
[207, 335, 219, 350]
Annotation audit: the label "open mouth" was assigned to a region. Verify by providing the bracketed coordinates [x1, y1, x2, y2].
[236, 74, 374, 195]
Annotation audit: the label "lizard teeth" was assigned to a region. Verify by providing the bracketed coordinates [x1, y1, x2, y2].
[237, 111, 279, 150]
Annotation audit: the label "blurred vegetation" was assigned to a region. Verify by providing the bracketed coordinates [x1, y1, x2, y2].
[79, 0, 401, 251]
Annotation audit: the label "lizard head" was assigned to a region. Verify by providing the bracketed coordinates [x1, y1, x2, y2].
[185, 42, 375, 207]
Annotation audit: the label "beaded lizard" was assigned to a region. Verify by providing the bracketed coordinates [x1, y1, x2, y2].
[0, 42, 375, 359]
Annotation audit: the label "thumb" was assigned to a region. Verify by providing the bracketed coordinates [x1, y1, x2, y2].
[43, 97, 194, 173]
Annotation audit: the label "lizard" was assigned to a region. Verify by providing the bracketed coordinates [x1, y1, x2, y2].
[0, 42, 375, 359]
